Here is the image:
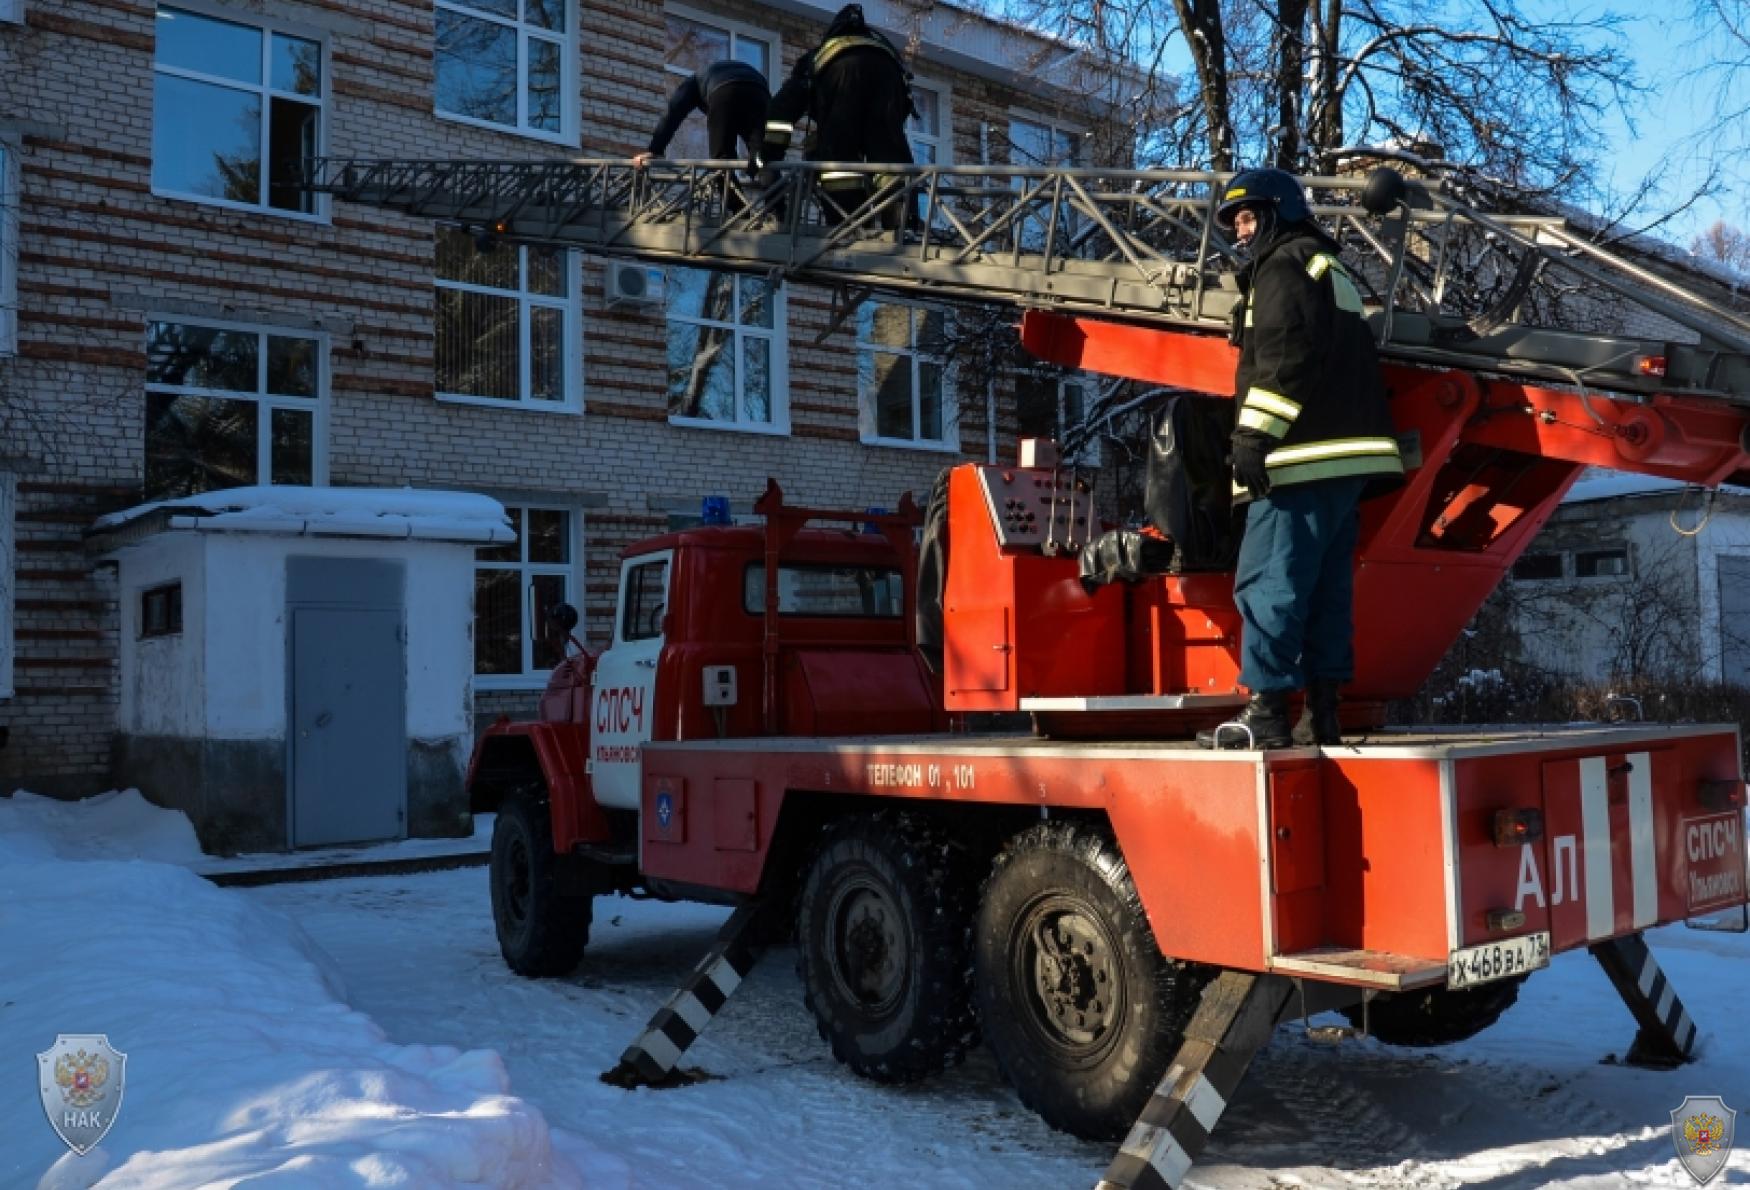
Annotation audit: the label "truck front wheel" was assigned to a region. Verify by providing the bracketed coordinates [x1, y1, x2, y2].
[796, 811, 978, 1083]
[490, 790, 591, 977]
[975, 822, 1213, 1141]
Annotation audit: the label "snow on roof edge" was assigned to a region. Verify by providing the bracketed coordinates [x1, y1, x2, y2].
[93, 486, 516, 545]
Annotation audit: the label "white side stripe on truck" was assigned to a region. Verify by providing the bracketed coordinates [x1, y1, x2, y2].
[1628, 752, 1658, 928]
[1579, 756, 1616, 940]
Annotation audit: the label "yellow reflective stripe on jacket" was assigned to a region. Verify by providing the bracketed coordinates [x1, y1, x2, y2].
[1238, 407, 1290, 438]
[1267, 436, 1400, 466]
[814, 34, 898, 72]
[1243, 388, 1301, 421]
[1307, 253, 1366, 314]
[763, 121, 794, 146]
[820, 170, 867, 189]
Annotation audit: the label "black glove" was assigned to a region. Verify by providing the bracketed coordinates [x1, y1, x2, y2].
[1231, 430, 1272, 499]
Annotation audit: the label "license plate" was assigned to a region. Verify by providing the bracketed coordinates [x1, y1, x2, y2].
[1447, 931, 1551, 989]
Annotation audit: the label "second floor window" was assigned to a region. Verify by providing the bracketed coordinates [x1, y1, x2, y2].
[435, 227, 580, 409]
[144, 319, 325, 500]
[666, 268, 786, 432]
[908, 85, 947, 164]
[858, 300, 956, 449]
[436, 0, 571, 139]
[662, 12, 774, 158]
[152, 6, 323, 216]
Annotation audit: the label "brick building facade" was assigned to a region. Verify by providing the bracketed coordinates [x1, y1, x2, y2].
[0, 0, 1105, 795]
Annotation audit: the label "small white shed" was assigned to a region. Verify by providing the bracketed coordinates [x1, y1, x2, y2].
[90, 487, 513, 855]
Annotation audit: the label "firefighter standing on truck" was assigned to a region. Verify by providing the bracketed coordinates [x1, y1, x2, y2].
[764, 3, 916, 227]
[1197, 168, 1404, 751]
[634, 60, 771, 176]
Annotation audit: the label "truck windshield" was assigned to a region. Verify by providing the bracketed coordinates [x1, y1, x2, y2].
[743, 563, 904, 618]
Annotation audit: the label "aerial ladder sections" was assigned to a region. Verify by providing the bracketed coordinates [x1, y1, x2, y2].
[316, 160, 1750, 1188]
[311, 155, 1750, 726]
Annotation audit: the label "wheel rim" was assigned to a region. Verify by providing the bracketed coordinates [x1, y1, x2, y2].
[1008, 892, 1126, 1065]
[499, 827, 532, 933]
[824, 871, 909, 1018]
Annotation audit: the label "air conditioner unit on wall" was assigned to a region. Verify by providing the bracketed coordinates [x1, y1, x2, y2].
[605, 261, 666, 308]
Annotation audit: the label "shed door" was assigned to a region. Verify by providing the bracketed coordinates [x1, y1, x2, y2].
[288, 558, 406, 848]
[1720, 555, 1750, 687]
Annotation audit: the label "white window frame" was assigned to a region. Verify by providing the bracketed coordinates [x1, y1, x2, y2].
[662, 4, 780, 100]
[1032, 371, 1104, 466]
[150, 2, 330, 222]
[0, 473, 13, 700]
[857, 299, 960, 452]
[665, 269, 790, 435]
[0, 1, 21, 25]
[1007, 110, 1086, 168]
[435, 233, 583, 413]
[143, 315, 331, 494]
[0, 139, 17, 357]
[907, 78, 953, 165]
[434, 0, 579, 144]
[474, 503, 583, 689]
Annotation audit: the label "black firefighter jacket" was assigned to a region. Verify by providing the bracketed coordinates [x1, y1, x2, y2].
[1231, 228, 1404, 497]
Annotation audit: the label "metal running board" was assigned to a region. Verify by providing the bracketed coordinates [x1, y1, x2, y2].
[307, 157, 1750, 406]
[1270, 946, 1449, 990]
[1021, 694, 1247, 712]
[600, 899, 772, 1087]
[1097, 972, 1295, 1190]
[1589, 932, 1699, 1069]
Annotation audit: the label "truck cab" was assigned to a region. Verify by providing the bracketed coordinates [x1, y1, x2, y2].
[465, 482, 942, 970]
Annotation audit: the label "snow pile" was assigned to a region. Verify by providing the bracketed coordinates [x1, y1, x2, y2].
[0, 789, 206, 865]
[94, 486, 516, 544]
[0, 826, 588, 1187]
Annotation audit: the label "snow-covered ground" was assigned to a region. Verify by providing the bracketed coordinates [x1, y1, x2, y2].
[3, 790, 1748, 1188]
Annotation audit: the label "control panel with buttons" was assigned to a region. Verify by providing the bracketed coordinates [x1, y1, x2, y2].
[976, 465, 1099, 554]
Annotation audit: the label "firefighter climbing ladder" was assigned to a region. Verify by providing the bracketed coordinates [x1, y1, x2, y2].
[308, 156, 1750, 406]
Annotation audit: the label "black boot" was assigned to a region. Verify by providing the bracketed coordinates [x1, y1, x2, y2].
[1198, 690, 1294, 750]
[1293, 679, 1343, 746]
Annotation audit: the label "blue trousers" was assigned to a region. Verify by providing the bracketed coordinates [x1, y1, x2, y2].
[1233, 478, 1366, 692]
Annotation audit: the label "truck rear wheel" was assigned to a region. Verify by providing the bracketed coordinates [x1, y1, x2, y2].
[975, 822, 1213, 1141]
[1342, 976, 1525, 1047]
[491, 791, 591, 977]
[796, 811, 978, 1083]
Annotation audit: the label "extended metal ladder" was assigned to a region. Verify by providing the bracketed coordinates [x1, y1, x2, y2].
[307, 157, 1750, 405]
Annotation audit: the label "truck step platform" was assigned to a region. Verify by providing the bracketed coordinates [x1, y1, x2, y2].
[1269, 946, 1447, 990]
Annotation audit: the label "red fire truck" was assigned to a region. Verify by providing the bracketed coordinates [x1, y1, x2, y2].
[313, 158, 1750, 1188]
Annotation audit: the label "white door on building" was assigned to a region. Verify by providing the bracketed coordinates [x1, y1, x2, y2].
[590, 552, 671, 811]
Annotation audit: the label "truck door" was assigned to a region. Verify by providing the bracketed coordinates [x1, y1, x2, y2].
[590, 551, 671, 811]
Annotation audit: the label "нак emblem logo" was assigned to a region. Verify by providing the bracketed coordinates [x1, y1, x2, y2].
[1672, 1095, 1736, 1185]
[37, 1034, 127, 1156]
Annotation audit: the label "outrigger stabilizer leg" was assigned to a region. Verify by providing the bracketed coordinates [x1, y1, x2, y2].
[1589, 931, 1698, 1069]
[601, 899, 774, 1088]
[1097, 972, 1295, 1190]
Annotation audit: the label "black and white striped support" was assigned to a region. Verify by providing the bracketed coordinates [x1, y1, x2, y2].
[1096, 972, 1294, 1190]
[601, 900, 770, 1088]
[1589, 932, 1698, 1069]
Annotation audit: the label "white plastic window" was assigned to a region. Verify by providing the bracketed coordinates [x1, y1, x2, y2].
[435, 227, 581, 410]
[151, 6, 325, 218]
[475, 505, 579, 681]
[661, 9, 775, 159]
[857, 300, 958, 450]
[435, 0, 574, 141]
[665, 268, 786, 432]
[143, 318, 327, 500]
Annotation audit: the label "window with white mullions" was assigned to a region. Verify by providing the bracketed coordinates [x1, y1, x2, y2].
[665, 267, 786, 431]
[858, 300, 957, 450]
[435, 227, 579, 409]
[475, 505, 579, 680]
[151, 5, 324, 217]
[436, 0, 572, 138]
[1017, 370, 1103, 465]
[1009, 115, 1083, 251]
[144, 319, 326, 501]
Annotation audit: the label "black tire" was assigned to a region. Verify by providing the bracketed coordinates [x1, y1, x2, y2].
[490, 791, 591, 977]
[1343, 976, 1525, 1047]
[974, 822, 1214, 1141]
[796, 811, 979, 1084]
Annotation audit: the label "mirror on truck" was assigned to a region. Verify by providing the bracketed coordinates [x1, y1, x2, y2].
[548, 602, 580, 634]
